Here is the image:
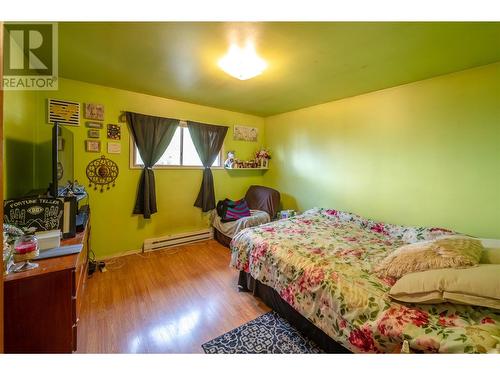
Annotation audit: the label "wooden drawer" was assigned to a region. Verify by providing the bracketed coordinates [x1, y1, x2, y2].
[5, 270, 74, 353]
[74, 236, 88, 323]
[72, 296, 77, 324]
[72, 324, 78, 352]
[77, 259, 89, 320]
[4, 216, 90, 353]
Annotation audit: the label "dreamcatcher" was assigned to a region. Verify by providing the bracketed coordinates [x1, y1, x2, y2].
[86, 155, 119, 192]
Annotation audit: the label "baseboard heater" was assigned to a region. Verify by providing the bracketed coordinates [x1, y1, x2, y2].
[143, 229, 213, 252]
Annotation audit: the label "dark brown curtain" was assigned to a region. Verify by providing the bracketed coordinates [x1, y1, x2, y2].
[187, 121, 228, 212]
[126, 111, 179, 218]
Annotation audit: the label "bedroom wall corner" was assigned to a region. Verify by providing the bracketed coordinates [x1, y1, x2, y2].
[263, 62, 500, 239]
[3, 78, 266, 258]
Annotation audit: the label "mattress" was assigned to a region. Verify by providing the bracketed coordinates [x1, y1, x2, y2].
[230, 208, 500, 353]
[212, 209, 270, 238]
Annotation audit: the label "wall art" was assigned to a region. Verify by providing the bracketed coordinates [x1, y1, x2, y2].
[107, 142, 121, 154]
[107, 124, 121, 140]
[86, 121, 103, 129]
[84, 103, 105, 121]
[48, 98, 80, 126]
[57, 137, 65, 151]
[86, 155, 119, 192]
[88, 129, 100, 138]
[85, 140, 101, 152]
[234, 125, 258, 142]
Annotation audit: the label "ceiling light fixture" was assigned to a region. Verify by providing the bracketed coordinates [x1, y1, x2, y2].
[218, 42, 267, 81]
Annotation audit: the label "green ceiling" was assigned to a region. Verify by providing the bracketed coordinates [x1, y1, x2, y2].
[59, 22, 500, 116]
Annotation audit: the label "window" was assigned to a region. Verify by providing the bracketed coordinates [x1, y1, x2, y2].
[131, 122, 222, 168]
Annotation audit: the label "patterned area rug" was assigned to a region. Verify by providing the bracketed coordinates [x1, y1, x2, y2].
[202, 311, 324, 354]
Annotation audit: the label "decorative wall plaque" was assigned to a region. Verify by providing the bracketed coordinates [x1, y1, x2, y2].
[84, 103, 105, 121]
[107, 142, 121, 154]
[234, 125, 258, 142]
[88, 129, 100, 138]
[86, 121, 103, 129]
[107, 124, 121, 140]
[85, 140, 101, 152]
[86, 155, 119, 192]
[48, 99, 80, 126]
[3, 198, 64, 232]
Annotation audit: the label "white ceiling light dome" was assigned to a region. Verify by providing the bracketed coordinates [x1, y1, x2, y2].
[218, 42, 267, 81]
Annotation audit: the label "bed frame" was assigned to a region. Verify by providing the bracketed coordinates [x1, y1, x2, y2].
[238, 271, 351, 353]
[217, 223, 348, 352]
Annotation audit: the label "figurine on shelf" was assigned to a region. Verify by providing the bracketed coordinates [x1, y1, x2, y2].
[224, 151, 235, 168]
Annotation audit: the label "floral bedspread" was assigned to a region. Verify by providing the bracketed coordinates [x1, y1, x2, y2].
[230, 208, 500, 353]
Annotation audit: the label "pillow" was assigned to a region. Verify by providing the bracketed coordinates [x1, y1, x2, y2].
[217, 198, 251, 223]
[480, 238, 500, 249]
[375, 235, 484, 279]
[479, 238, 500, 264]
[389, 264, 500, 310]
[481, 248, 500, 264]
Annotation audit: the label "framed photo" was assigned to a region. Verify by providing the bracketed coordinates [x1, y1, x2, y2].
[85, 140, 101, 153]
[57, 137, 65, 151]
[234, 125, 258, 142]
[86, 121, 103, 129]
[107, 124, 121, 140]
[107, 142, 121, 154]
[84, 103, 105, 121]
[48, 98, 80, 126]
[88, 129, 100, 138]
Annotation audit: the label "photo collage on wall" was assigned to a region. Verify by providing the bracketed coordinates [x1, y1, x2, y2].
[50, 101, 124, 155]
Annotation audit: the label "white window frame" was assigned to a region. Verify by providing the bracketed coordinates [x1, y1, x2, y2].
[129, 121, 224, 170]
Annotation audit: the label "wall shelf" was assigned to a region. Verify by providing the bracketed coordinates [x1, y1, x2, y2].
[224, 167, 269, 171]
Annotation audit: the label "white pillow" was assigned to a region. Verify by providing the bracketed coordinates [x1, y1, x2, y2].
[479, 238, 500, 264]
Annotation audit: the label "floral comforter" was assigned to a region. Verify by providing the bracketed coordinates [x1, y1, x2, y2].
[230, 208, 500, 353]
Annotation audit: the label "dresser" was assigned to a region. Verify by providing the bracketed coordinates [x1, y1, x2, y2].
[3, 221, 90, 353]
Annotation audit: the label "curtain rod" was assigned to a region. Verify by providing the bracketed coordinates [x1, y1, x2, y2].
[119, 111, 187, 124]
[120, 111, 228, 128]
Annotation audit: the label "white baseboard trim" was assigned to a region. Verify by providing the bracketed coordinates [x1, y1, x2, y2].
[94, 235, 217, 262]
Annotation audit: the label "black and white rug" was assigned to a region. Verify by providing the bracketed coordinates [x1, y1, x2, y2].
[202, 311, 323, 354]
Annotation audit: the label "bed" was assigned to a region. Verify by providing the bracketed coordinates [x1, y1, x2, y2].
[230, 208, 500, 353]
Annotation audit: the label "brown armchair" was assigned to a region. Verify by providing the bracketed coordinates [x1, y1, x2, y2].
[213, 185, 281, 247]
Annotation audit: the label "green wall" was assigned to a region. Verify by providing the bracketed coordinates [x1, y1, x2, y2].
[4, 62, 500, 259]
[3, 90, 38, 198]
[4, 78, 266, 258]
[264, 62, 500, 238]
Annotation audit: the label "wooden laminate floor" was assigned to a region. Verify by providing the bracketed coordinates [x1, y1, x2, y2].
[77, 240, 270, 353]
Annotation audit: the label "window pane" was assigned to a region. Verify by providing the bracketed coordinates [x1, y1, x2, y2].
[182, 129, 202, 166]
[135, 148, 143, 165]
[157, 127, 181, 165]
[182, 128, 220, 167]
[135, 127, 181, 166]
[134, 127, 220, 167]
